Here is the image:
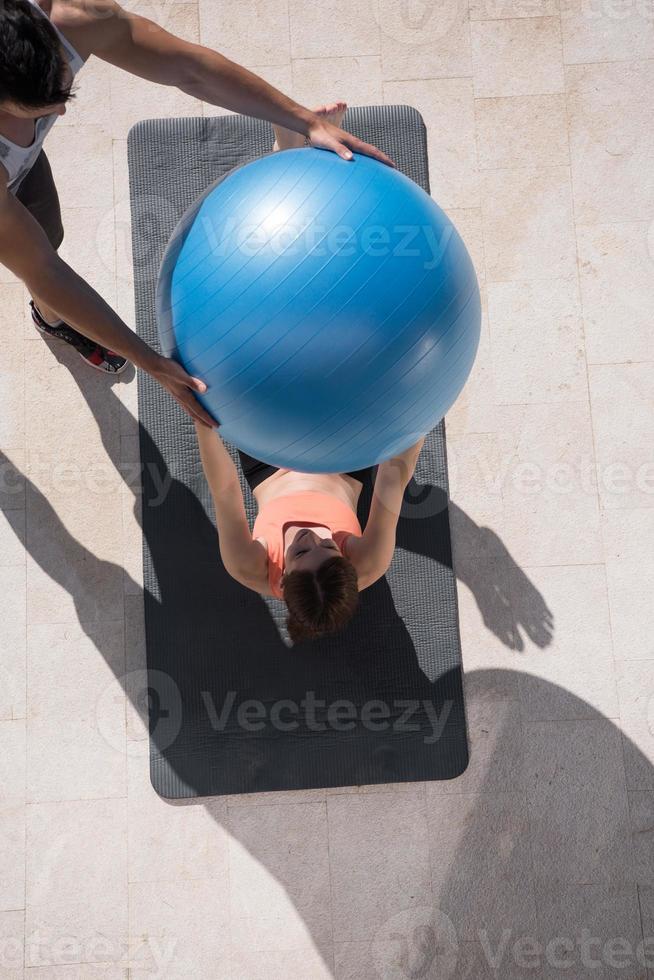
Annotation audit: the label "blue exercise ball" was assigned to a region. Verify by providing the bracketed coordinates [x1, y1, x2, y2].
[156, 148, 481, 473]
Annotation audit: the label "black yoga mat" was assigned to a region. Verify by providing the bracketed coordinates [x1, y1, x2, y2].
[127, 106, 469, 799]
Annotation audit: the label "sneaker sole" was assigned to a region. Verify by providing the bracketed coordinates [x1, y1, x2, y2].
[33, 318, 128, 375]
[78, 350, 129, 375]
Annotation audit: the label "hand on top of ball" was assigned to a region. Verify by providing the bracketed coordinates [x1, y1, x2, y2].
[151, 355, 218, 428]
[306, 115, 396, 169]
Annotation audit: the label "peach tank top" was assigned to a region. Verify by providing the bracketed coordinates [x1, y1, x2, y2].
[252, 491, 362, 599]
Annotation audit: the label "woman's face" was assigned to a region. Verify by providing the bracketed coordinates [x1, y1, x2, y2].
[285, 527, 341, 575]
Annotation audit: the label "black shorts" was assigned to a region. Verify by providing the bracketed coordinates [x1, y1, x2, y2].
[14, 150, 64, 250]
[238, 450, 374, 493]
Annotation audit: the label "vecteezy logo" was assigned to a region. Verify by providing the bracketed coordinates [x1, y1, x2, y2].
[96, 668, 182, 758]
[372, 907, 459, 979]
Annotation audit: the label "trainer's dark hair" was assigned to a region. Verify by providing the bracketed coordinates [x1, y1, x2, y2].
[282, 554, 359, 643]
[0, 0, 75, 108]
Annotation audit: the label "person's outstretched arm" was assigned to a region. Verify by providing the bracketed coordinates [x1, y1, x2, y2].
[347, 438, 426, 589]
[0, 176, 214, 427]
[57, 0, 395, 167]
[194, 422, 269, 589]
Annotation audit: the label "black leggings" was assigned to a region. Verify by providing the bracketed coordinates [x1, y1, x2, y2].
[238, 450, 374, 493]
[15, 151, 64, 250]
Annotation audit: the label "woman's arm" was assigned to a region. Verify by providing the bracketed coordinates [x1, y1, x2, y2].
[194, 423, 268, 589]
[347, 438, 426, 589]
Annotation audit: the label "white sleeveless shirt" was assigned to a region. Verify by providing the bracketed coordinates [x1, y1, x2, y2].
[0, 0, 85, 194]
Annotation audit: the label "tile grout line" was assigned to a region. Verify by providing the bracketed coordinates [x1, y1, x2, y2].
[559, 0, 644, 949]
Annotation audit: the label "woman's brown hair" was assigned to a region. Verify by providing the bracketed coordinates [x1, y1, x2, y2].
[282, 555, 359, 643]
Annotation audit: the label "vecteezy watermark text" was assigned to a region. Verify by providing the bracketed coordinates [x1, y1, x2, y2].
[200, 215, 455, 270]
[201, 691, 453, 745]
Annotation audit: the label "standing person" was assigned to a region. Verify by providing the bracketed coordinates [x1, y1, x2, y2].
[0, 0, 394, 424]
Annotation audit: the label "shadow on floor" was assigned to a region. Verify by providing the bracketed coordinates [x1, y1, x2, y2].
[24, 343, 650, 979]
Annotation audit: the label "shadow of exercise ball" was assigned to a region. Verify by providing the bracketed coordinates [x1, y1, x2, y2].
[156, 147, 481, 473]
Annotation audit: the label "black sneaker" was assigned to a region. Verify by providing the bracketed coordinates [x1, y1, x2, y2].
[30, 301, 128, 374]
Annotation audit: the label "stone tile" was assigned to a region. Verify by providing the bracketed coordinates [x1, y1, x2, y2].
[480, 166, 576, 281]
[456, 550, 548, 676]
[45, 126, 114, 211]
[445, 299, 499, 437]
[622, 728, 654, 795]
[384, 79, 478, 209]
[516, 565, 619, 721]
[25, 967, 128, 979]
[589, 364, 654, 512]
[0, 719, 25, 802]
[379, 0, 471, 80]
[120, 474, 143, 596]
[0, 263, 20, 286]
[639, 883, 654, 937]
[129, 878, 230, 979]
[0, 284, 25, 446]
[429, 697, 526, 794]
[445, 208, 486, 284]
[566, 61, 654, 225]
[336, 908, 461, 978]
[24, 327, 122, 455]
[534, 882, 643, 979]
[471, 18, 564, 99]
[127, 749, 229, 883]
[0, 508, 26, 569]
[615, 663, 654, 739]
[603, 510, 654, 662]
[109, 5, 201, 140]
[470, 0, 558, 16]
[455, 939, 555, 978]
[0, 564, 27, 721]
[226, 788, 326, 806]
[227, 801, 331, 951]
[334, 941, 375, 980]
[448, 433, 504, 554]
[427, 792, 537, 942]
[231, 944, 334, 980]
[0, 449, 25, 512]
[0, 720, 26, 914]
[289, 0, 379, 60]
[58, 207, 116, 295]
[0, 804, 25, 913]
[524, 720, 633, 883]
[327, 794, 431, 941]
[25, 453, 124, 625]
[26, 622, 126, 802]
[628, 792, 654, 885]
[475, 94, 569, 170]
[607, 567, 654, 664]
[577, 222, 654, 365]
[292, 58, 383, 110]
[488, 278, 586, 404]
[0, 910, 24, 980]
[26, 800, 128, 967]
[200, 0, 291, 65]
[561, 0, 654, 64]
[603, 508, 654, 566]
[497, 401, 602, 567]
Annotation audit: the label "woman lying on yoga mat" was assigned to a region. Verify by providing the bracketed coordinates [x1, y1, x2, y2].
[196, 419, 424, 642]
[194, 103, 424, 641]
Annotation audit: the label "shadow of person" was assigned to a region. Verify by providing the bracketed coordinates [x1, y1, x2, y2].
[14, 359, 644, 978]
[1, 352, 555, 799]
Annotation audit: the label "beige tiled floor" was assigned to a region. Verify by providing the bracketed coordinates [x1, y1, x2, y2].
[0, 0, 653, 977]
